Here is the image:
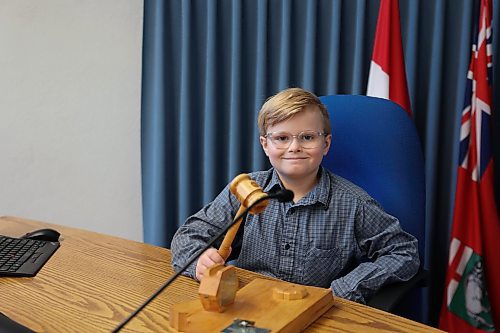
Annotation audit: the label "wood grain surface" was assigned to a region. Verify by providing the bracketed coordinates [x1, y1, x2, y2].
[0, 216, 443, 332]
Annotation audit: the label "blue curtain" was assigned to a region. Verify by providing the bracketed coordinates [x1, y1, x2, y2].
[141, 0, 500, 326]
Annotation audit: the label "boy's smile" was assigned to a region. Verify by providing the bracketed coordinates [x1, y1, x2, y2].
[282, 156, 309, 163]
[282, 156, 308, 160]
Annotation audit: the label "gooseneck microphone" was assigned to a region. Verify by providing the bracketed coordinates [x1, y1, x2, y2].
[268, 187, 294, 203]
[112, 185, 293, 332]
[218, 174, 293, 260]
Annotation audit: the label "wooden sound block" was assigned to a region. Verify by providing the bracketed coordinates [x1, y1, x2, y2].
[198, 264, 239, 312]
[169, 278, 334, 332]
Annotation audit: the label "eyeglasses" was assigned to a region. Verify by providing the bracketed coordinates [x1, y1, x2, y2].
[264, 131, 327, 149]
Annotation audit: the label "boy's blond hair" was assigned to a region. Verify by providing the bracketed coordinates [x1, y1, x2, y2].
[257, 88, 331, 136]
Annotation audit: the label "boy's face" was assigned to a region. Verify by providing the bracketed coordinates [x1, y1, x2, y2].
[260, 106, 331, 182]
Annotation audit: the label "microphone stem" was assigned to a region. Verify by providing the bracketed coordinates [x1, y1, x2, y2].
[218, 205, 246, 260]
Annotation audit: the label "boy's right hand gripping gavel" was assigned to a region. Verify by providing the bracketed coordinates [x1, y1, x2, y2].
[217, 174, 269, 260]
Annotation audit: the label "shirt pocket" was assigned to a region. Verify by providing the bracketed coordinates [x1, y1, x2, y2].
[302, 245, 344, 287]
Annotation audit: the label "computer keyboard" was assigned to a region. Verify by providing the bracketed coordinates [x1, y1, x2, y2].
[0, 235, 59, 277]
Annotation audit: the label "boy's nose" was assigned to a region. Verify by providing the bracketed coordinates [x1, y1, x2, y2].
[287, 137, 302, 151]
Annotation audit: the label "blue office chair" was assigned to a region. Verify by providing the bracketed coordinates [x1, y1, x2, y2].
[320, 95, 427, 321]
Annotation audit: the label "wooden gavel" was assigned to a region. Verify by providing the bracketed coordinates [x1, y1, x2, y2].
[218, 174, 269, 260]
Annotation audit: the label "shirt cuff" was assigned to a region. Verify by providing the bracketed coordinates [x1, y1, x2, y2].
[331, 278, 366, 304]
[185, 262, 197, 280]
[173, 260, 197, 281]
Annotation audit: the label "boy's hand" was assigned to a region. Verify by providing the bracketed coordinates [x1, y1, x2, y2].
[195, 247, 230, 281]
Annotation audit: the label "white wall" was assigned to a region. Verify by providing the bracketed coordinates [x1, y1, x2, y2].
[0, 0, 144, 242]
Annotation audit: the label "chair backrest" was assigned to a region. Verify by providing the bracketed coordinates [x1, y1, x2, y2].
[320, 95, 426, 261]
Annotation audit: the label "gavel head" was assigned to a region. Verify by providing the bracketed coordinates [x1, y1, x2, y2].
[230, 174, 269, 214]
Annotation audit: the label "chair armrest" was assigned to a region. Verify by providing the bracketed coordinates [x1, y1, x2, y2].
[366, 269, 429, 312]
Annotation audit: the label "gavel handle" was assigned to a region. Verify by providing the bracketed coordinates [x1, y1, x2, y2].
[218, 205, 246, 260]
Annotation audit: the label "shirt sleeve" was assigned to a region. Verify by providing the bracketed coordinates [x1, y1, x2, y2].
[170, 184, 239, 279]
[330, 198, 420, 304]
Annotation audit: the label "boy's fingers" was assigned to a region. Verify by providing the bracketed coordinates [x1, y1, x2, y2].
[209, 247, 232, 263]
[201, 249, 222, 264]
[195, 248, 227, 281]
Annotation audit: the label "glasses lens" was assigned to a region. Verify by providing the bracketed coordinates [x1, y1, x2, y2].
[299, 131, 320, 148]
[269, 132, 292, 149]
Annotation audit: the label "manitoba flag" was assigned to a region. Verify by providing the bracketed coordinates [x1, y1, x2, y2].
[366, 0, 412, 116]
[439, 0, 499, 332]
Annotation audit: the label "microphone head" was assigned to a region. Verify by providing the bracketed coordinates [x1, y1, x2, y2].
[268, 188, 294, 202]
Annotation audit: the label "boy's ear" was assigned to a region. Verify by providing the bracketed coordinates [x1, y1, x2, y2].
[260, 136, 269, 156]
[323, 134, 332, 156]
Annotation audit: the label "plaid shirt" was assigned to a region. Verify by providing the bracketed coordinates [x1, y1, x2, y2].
[171, 167, 419, 303]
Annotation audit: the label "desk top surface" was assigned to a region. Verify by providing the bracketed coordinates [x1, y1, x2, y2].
[0, 216, 442, 333]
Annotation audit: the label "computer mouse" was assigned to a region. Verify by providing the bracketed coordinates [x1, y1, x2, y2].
[22, 228, 60, 242]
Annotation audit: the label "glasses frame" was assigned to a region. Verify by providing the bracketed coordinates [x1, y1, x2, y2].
[264, 130, 328, 150]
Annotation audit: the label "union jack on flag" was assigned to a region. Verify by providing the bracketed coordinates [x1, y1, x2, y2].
[458, 3, 493, 182]
[439, 0, 500, 332]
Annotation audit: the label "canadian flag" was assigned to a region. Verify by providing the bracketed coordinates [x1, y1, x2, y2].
[367, 0, 412, 116]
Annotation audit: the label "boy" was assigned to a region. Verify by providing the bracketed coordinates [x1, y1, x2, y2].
[171, 87, 419, 303]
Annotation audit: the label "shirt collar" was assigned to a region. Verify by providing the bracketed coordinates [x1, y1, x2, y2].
[300, 167, 330, 207]
[263, 167, 331, 207]
[263, 169, 283, 193]
[315, 166, 331, 207]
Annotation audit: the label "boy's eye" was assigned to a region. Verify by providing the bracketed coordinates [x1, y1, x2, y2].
[274, 135, 290, 142]
[301, 134, 315, 141]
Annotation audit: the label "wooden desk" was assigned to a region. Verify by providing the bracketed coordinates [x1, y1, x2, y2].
[0, 216, 442, 332]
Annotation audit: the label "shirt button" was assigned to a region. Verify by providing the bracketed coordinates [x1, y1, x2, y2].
[284, 243, 290, 250]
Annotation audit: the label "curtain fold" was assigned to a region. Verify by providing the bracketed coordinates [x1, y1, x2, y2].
[141, 0, 499, 325]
